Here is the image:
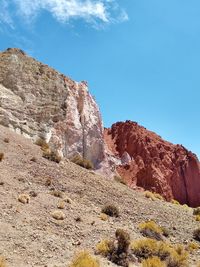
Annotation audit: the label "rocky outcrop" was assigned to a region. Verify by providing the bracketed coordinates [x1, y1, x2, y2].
[104, 121, 200, 207]
[0, 48, 105, 167]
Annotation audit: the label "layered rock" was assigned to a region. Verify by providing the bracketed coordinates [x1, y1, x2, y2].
[0, 48, 105, 167]
[104, 121, 200, 207]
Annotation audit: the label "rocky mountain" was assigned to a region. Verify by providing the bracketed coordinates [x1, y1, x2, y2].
[0, 48, 105, 168]
[0, 48, 200, 207]
[104, 121, 200, 207]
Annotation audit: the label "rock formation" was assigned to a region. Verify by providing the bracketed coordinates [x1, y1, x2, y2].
[1, 48, 200, 207]
[0, 48, 105, 167]
[104, 121, 200, 207]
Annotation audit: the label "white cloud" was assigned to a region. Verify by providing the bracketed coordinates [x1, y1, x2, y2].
[5, 0, 128, 26]
[0, 0, 14, 28]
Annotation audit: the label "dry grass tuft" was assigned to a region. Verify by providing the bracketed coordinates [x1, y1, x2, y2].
[96, 240, 114, 256]
[114, 175, 127, 185]
[142, 256, 166, 267]
[144, 191, 163, 201]
[101, 204, 119, 217]
[99, 213, 108, 221]
[35, 138, 49, 151]
[51, 210, 65, 220]
[131, 238, 188, 267]
[71, 155, 93, 170]
[3, 138, 9, 143]
[0, 153, 4, 162]
[171, 199, 180, 205]
[193, 228, 200, 242]
[195, 215, 200, 222]
[43, 150, 61, 163]
[139, 221, 164, 240]
[68, 251, 100, 267]
[57, 200, 65, 209]
[193, 207, 200, 216]
[0, 257, 7, 267]
[51, 190, 63, 198]
[186, 242, 199, 252]
[18, 194, 30, 204]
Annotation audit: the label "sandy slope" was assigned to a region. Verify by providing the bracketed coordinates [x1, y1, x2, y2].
[0, 125, 200, 267]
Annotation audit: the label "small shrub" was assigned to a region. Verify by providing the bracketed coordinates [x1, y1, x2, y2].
[64, 197, 72, 204]
[45, 178, 52, 186]
[193, 228, 200, 242]
[131, 239, 188, 267]
[114, 175, 127, 185]
[35, 138, 49, 151]
[29, 191, 37, 197]
[51, 210, 65, 220]
[142, 256, 166, 267]
[57, 200, 65, 209]
[195, 215, 200, 221]
[99, 213, 108, 221]
[30, 157, 37, 162]
[68, 251, 100, 267]
[171, 199, 180, 205]
[0, 153, 4, 162]
[75, 216, 82, 222]
[0, 257, 7, 267]
[3, 138, 9, 143]
[193, 207, 200, 216]
[144, 191, 163, 201]
[186, 242, 199, 252]
[51, 190, 63, 198]
[18, 194, 30, 204]
[101, 204, 119, 217]
[96, 239, 115, 256]
[71, 155, 93, 170]
[43, 150, 61, 163]
[115, 229, 130, 254]
[139, 221, 164, 240]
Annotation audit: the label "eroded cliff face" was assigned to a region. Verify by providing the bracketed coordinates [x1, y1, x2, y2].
[104, 121, 200, 207]
[0, 48, 105, 167]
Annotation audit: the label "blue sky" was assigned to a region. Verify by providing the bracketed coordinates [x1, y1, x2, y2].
[0, 0, 199, 159]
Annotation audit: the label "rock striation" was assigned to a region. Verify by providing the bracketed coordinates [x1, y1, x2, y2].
[104, 121, 200, 207]
[0, 48, 105, 167]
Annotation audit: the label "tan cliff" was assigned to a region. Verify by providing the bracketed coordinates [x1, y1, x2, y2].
[0, 48, 105, 168]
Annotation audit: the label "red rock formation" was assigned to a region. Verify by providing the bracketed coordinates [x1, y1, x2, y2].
[104, 120, 200, 207]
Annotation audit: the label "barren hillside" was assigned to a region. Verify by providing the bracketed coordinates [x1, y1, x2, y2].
[0, 125, 200, 267]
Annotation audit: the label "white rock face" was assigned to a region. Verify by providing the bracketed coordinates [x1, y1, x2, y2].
[0, 48, 105, 167]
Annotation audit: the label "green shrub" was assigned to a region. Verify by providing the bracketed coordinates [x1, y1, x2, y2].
[101, 204, 119, 217]
[71, 155, 93, 169]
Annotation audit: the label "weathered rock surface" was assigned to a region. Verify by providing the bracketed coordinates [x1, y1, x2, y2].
[0, 48, 105, 167]
[104, 121, 200, 207]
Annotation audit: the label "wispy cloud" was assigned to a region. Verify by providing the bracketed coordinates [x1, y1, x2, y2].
[0, 0, 128, 27]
